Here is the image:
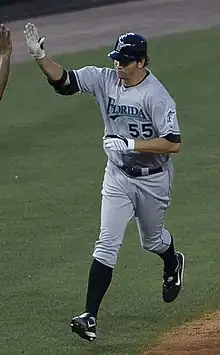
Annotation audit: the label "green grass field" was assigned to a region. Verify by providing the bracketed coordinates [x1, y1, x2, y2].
[0, 26, 220, 355]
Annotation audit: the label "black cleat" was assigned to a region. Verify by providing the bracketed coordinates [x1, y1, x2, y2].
[71, 312, 97, 342]
[163, 252, 185, 303]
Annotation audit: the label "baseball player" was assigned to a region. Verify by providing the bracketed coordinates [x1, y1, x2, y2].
[24, 23, 185, 342]
[0, 24, 12, 100]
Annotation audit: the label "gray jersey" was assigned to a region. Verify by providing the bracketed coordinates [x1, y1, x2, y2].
[74, 66, 180, 169]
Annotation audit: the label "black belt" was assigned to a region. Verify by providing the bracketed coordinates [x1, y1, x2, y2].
[120, 165, 163, 177]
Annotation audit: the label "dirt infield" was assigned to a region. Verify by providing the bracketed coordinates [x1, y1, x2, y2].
[140, 312, 220, 355]
[6, 1, 220, 354]
[7, 0, 220, 63]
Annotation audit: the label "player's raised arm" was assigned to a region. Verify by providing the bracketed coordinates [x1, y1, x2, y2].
[24, 23, 102, 96]
[24, 23, 80, 95]
[0, 24, 12, 100]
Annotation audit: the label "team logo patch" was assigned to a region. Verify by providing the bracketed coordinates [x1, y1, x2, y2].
[166, 109, 176, 128]
[116, 40, 131, 53]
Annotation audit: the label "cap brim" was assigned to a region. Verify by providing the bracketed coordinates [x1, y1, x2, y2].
[108, 50, 121, 60]
[108, 50, 137, 62]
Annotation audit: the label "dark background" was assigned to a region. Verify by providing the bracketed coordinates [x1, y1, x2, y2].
[0, 0, 130, 21]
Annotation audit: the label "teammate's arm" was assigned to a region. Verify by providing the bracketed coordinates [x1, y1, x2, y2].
[0, 24, 12, 100]
[24, 23, 79, 95]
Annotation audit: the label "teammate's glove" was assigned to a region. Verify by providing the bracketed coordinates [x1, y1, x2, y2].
[103, 135, 135, 152]
[24, 23, 46, 59]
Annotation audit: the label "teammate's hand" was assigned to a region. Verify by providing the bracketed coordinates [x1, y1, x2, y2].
[24, 23, 46, 59]
[0, 24, 12, 56]
[103, 135, 135, 152]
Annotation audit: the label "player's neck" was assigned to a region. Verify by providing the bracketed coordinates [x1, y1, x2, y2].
[123, 68, 149, 87]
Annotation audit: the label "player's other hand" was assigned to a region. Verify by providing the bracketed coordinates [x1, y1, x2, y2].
[0, 24, 12, 56]
[24, 23, 46, 59]
[103, 134, 135, 152]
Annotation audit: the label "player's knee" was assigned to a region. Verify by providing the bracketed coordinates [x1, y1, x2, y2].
[93, 243, 120, 268]
[141, 236, 169, 254]
[92, 230, 122, 268]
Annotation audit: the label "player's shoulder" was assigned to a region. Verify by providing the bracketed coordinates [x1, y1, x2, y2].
[146, 71, 176, 104]
[74, 65, 117, 84]
[93, 66, 118, 86]
[81, 66, 116, 80]
[81, 66, 115, 75]
[99, 67, 117, 79]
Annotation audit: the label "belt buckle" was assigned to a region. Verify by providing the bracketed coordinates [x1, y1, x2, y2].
[121, 165, 141, 177]
[131, 166, 141, 177]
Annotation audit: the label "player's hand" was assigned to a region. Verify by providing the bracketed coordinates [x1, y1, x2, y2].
[103, 135, 135, 152]
[0, 24, 12, 56]
[24, 23, 46, 59]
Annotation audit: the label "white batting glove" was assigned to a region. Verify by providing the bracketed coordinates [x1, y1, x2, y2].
[24, 23, 46, 59]
[103, 135, 135, 152]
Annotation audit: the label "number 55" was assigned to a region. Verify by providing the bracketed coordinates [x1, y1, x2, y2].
[129, 123, 153, 139]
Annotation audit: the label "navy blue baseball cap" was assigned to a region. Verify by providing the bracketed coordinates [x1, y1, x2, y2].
[108, 32, 148, 62]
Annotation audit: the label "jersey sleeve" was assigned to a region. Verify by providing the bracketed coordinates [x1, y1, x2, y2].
[149, 94, 181, 137]
[73, 66, 103, 95]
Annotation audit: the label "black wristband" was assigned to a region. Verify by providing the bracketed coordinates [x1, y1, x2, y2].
[48, 70, 79, 95]
[47, 69, 68, 90]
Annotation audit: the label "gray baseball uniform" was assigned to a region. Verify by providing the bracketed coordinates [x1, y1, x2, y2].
[74, 66, 180, 267]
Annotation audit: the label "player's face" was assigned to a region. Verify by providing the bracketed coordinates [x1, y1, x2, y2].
[114, 59, 137, 78]
[114, 59, 144, 80]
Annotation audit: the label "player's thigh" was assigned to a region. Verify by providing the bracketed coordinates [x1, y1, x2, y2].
[93, 168, 134, 267]
[100, 187, 134, 246]
[136, 193, 167, 241]
[135, 168, 173, 243]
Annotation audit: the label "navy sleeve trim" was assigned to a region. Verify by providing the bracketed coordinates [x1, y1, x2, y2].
[164, 133, 181, 143]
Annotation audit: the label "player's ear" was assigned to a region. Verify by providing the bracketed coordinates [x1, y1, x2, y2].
[137, 59, 145, 69]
